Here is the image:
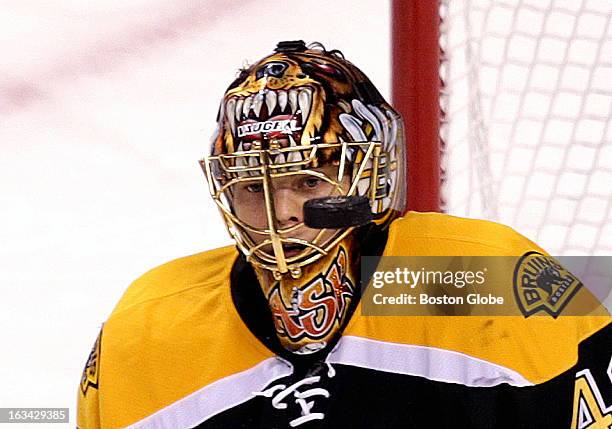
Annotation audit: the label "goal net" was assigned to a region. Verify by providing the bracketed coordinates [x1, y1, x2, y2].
[436, 0, 612, 255]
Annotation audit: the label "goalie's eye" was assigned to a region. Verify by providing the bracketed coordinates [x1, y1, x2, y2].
[302, 177, 322, 189]
[245, 183, 264, 193]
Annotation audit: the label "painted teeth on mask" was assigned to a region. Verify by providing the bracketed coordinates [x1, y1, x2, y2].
[242, 96, 252, 119]
[230, 87, 312, 140]
[275, 153, 286, 164]
[235, 144, 248, 167]
[247, 154, 259, 175]
[286, 150, 302, 164]
[265, 91, 277, 116]
[235, 98, 244, 123]
[286, 135, 303, 163]
[226, 98, 236, 136]
[288, 89, 298, 115]
[235, 142, 248, 169]
[298, 88, 311, 125]
[277, 90, 288, 113]
[252, 93, 264, 118]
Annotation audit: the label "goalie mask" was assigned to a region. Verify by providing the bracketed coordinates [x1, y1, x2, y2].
[201, 41, 406, 280]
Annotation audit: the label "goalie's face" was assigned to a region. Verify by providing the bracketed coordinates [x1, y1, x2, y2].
[232, 164, 349, 258]
[209, 157, 355, 278]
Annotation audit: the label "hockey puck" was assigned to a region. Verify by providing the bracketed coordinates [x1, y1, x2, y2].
[303, 196, 373, 228]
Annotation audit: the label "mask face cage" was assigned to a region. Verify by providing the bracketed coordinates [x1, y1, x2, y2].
[200, 139, 389, 279]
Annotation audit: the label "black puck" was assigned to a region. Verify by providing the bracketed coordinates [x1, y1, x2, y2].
[303, 196, 373, 228]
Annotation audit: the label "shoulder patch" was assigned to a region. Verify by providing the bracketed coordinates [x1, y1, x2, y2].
[513, 251, 583, 317]
[80, 328, 102, 395]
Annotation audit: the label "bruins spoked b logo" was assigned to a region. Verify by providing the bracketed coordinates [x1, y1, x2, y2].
[513, 252, 582, 317]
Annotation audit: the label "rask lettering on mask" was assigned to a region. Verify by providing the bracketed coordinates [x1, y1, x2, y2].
[268, 247, 354, 342]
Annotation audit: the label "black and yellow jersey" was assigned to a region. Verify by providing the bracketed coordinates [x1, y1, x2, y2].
[77, 212, 611, 428]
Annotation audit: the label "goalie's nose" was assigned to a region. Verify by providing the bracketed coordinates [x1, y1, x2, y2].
[273, 188, 302, 228]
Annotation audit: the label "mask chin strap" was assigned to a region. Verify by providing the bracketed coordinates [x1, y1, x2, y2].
[259, 143, 288, 275]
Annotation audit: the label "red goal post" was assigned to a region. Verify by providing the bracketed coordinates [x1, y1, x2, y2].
[392, 0, 442, 213]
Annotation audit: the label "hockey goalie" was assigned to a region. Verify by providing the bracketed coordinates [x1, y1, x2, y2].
[77, 41, 611, 429]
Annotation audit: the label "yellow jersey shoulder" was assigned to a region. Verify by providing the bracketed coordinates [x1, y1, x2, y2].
[386, 211, 546, 255]
[86, 245, 272, 428]
[111, 245, 239, 316]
